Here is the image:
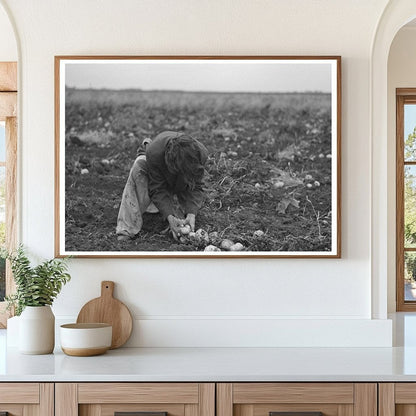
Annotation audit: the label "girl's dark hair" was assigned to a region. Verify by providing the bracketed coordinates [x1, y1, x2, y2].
[165, 135, 205, 190]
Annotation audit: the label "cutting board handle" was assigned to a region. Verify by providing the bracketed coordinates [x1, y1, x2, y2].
[101, 281, 115, 298]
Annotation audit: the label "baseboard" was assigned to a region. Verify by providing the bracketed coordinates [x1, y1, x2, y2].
[53, 316, 393, 348]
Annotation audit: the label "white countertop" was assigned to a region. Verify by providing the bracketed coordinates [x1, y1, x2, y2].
[2, 345, 416, 382]
[2, 313, 416, 382]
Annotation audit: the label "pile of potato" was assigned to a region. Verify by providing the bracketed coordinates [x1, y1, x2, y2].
[177, 227, 246, 252]
[175, 224, 268, 252]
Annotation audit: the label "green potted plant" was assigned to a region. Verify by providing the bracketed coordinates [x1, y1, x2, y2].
[4, 246, 71, 354]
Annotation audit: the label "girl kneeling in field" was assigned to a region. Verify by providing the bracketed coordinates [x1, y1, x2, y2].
[116, 131, 208, 241]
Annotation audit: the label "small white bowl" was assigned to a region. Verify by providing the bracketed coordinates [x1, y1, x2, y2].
[60, 323, 112, 356]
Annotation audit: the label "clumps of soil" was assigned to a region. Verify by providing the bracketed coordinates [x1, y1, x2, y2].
[64, 89, 333, 253]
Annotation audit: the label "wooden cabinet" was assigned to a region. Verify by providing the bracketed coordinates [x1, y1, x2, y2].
[217, 383, 377, 416]
[0, 383, 53, 416]
[0, 380, 411, 416]
[379, 383, 416, 416]
[55, 383, 215, 416]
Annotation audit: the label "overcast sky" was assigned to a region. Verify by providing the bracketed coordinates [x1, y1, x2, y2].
[65, 60, 333, 93]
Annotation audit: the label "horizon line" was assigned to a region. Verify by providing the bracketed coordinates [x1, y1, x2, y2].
[65, 86, 330, 95]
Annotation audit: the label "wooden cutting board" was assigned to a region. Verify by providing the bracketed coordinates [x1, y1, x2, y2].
[76, 281, 133, 349]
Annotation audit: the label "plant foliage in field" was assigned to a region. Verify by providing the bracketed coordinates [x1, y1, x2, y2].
[4, 246, 71, 315]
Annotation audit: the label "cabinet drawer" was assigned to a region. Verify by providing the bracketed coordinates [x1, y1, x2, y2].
[78, 383, 200, 404]
[56, 383, 215, 416]
[0, 383, 39, 403]
[218, 383, 376, 416]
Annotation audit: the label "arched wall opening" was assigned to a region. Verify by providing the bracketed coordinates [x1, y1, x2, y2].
[371, 0, 416, 318]
[387, 19, 416, 313]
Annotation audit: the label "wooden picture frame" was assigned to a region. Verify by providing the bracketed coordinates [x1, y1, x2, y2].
[55, 56, 341, 258]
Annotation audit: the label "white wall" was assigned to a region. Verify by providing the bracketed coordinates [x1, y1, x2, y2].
[387, 26, 416, 312]
[0, 0, 393, 347]
[0, 3, 16, 61]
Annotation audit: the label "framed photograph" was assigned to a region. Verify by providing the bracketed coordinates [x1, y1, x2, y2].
[55, 56, 341, 258]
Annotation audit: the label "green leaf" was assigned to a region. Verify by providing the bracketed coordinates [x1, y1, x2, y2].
[4, 245, 71, 315]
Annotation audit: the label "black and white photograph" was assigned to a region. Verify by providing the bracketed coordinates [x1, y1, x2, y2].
[55, 56, 341, 257]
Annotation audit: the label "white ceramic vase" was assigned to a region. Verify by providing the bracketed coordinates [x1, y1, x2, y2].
[19, 306, 55, 354]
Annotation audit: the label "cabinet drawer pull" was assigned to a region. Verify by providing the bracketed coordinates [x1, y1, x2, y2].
[270, 413, 323, 416]
[115, 412, 168, 416]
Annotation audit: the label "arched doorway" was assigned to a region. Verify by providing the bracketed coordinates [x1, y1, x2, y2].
[371, 1, 416, 318]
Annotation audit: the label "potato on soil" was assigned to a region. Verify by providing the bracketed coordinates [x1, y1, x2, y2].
[220, 239, 234, 250]
[195, 229, 210, 243]
[273, 181, 284, 189]
[180, 224, 191, 235]
[229, 242, 244, 251]
[253, 230, 264, 237]
[204, 245, 221, 252]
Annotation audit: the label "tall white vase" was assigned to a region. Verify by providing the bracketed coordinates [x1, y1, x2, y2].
[19, 306, 55, 354]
